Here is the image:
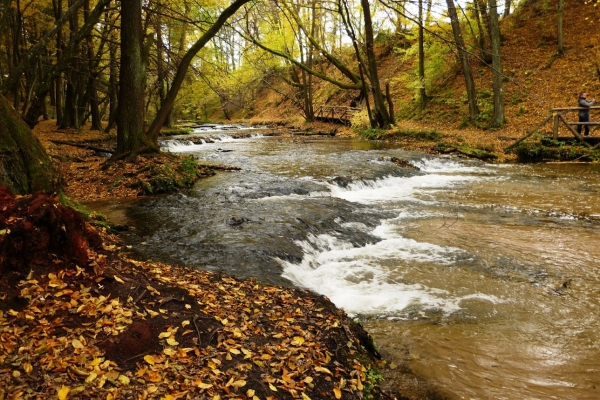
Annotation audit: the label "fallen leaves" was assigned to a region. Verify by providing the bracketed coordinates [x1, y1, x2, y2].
[0, 244, 381, 399]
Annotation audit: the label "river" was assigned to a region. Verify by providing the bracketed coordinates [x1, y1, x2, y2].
[89, 128, 600, 399]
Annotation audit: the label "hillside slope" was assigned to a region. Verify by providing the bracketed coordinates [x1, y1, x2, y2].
[231, 0, 600, 157]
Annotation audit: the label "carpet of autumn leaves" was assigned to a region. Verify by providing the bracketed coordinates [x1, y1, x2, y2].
[0, 187, 389, 399]
[32, 119, 216, 201]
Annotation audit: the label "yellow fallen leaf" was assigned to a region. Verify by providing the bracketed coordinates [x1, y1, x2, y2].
[301, 393, 311, 400]
[71, 339, 84, 349]
[291, 336, 305, 346]
[145, 308, 159, 318]
[269, 383, 277, 391]
[231, 380, 246, 388]
[182, 320, 190, 327]
[144, 355, 156, 365]
[229, 348, 240, 355]
[85, 371, 97, 384]
[163, 348, 176, 356]
[197, 382, 213, 389]
[114, 276, 125, 284]
[57, 385, 70, 400]
[220, 318, 229, 325]
[105, 370, 120, 381]
[23, 362, 33, 374]
[146, 285, 160, 295]
[118, 375, 130, 385]
[315, 366, 332, 375]
[158, 331, 172, 339]
[333, 387, 342, 399]
[246, 389, 255, 397]
[166, 338, 179, 346]
[90, 358, 103, 367]
[185, 304, 191, 309]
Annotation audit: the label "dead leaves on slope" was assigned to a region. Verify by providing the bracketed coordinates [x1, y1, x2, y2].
[0, 258, 377, 399]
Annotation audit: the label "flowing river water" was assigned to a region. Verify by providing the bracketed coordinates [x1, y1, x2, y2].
[89, 127, 600, 399]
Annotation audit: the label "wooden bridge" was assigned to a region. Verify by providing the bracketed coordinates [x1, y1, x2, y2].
[315, 105, 361, 126]
[507, 106, 600, 150]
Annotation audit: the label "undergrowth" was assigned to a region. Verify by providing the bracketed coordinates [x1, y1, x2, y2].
[358, 126, 442, 142]
[135, 156, 213, 195]
[511, 136, 600, 162]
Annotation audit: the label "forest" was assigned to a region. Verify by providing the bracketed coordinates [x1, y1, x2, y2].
[1, 0, 600, 398]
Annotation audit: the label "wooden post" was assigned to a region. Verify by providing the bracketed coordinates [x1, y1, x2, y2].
[558, 113, 593, 148]
[553, 112, 559, 139]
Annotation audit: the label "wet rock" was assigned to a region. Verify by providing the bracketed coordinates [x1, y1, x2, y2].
[227, 216, 249, 226]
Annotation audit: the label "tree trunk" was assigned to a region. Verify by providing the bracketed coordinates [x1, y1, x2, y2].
[473, 0, 492, 63]
[488, 0, 504, 126]
[116, 0, 147, 155]
[361, 0, 392, 127]
[557, 0, 564, 56]
[0, 95, 58, 194]
[54, 0, 64, 126]
[105, 22, 118, 133]
[503, 0, 512, 18]
[446, 0, 479, 120]
[418, 0, 428, 109]
[85, 0, 101, 130]
[145, 0, 252, 143]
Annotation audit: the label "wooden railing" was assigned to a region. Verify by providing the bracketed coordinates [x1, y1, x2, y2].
[507, 106, 600, 150]
[315, 105, 361, 125]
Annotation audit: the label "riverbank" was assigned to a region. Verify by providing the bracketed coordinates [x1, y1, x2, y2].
[0, 187, 395, 399]
[0, 122, 407, 398]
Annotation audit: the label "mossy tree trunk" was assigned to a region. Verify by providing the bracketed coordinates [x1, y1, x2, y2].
[0, 95, 59, 195]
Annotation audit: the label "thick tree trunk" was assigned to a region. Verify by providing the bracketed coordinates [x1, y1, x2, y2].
[361, 0, 392, 127]
[116, 0, 147, 155]
[0, 95, 58, 194]
[488, 0, 505, 127]
[54, 0, 64, 126]
[446, 0, 479, 120]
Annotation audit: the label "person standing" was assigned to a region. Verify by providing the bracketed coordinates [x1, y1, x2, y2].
[577, 92, 596, 136]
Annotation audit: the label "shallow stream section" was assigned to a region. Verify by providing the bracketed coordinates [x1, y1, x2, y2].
[89, 131, 600, 399]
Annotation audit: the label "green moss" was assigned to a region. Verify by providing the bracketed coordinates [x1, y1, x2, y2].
[0, 95, 58, 194]
[133, 156, 214, 195]
[511, 137, 600, 162]
[362, 367, 384, 400]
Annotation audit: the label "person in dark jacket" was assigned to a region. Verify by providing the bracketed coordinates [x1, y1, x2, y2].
[578, 92, 596, 136]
